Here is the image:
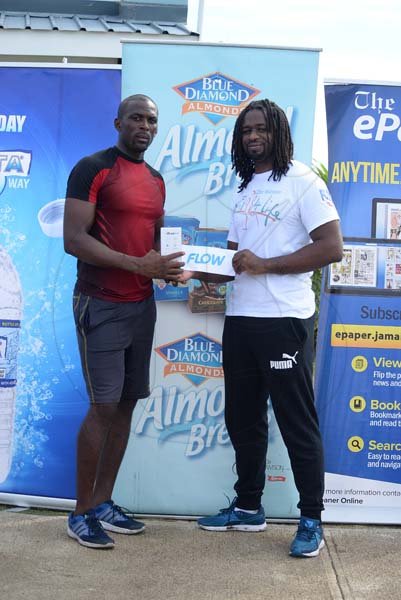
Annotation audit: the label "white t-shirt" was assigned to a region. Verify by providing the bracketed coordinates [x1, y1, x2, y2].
[226, 160, 339, 318]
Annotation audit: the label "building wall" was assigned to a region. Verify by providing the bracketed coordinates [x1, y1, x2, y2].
[0, 30, 196, 64]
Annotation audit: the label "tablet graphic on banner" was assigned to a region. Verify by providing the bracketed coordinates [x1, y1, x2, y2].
[315, 82, 401, 524]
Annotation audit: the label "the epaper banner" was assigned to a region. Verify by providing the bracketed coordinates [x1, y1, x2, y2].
[183, 245, 236, 276]
[315, 82, 401, 524]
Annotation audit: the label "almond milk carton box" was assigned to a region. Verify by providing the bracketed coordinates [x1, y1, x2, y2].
[188, 228, 229, 313]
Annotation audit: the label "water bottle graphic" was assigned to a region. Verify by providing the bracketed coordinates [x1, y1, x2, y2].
[0, 246, 22, 483]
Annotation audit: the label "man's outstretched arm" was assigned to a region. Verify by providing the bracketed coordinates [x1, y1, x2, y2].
[63, 197, 184, 280]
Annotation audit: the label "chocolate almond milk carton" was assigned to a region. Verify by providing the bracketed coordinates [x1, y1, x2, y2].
[188, 228, 229, 313]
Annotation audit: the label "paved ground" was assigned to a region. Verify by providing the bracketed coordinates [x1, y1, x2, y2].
[0, 509, 400, 600]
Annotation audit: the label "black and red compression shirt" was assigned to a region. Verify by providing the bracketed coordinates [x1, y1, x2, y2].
[66, 146, 165, 302]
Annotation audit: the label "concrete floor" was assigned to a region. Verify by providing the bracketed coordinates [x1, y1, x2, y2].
[0, 510, 400, 600]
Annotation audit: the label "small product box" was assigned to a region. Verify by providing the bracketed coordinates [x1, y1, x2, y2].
[160, 227, 182, 256]
[154, 225, 188, 301]
[164, 215, 200, 246]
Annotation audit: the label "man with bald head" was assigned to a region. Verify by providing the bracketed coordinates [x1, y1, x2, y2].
[63, 95, 183, 549]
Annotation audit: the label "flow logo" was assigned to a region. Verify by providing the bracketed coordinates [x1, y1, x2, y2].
[270, 351, 298, 370]
[155, 332, 224, 385]
[173, 72, 260, 125]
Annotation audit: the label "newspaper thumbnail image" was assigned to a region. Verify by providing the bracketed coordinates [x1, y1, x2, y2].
[387, 207, 401, 240]
[330, 245, 377, 287]
[384, 247, 401, 289]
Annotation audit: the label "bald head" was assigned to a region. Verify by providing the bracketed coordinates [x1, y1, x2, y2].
[117, 95, 158, 119]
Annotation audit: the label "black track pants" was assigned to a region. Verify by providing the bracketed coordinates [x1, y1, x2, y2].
[223, 315, 324, 520]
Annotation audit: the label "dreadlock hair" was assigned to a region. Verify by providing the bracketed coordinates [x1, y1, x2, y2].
[231, 99, 294, 192]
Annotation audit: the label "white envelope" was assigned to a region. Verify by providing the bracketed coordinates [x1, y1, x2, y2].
[183, 244, 235, 276]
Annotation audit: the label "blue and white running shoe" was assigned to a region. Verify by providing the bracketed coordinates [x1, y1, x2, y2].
[198, 498, 267, 532]
[67, 511, 115, 549]
[289, 516, 325, 557]
[94, 500, 145, 535]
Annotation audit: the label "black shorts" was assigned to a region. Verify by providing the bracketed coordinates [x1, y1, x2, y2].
[73, 292, 156, 404]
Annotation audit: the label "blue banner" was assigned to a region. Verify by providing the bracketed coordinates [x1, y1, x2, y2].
[0, 66, 121, 500]
[117, 41, 320, 517]
[316, 83, 401, 523]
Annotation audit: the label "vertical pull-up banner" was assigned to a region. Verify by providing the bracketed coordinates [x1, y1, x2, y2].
[0, 66, 121, 505]
[316, 82, 401, 523]
[117, 41, 320, 517]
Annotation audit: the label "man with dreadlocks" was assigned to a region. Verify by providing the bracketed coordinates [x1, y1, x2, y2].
[181, 98, 342, 558]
